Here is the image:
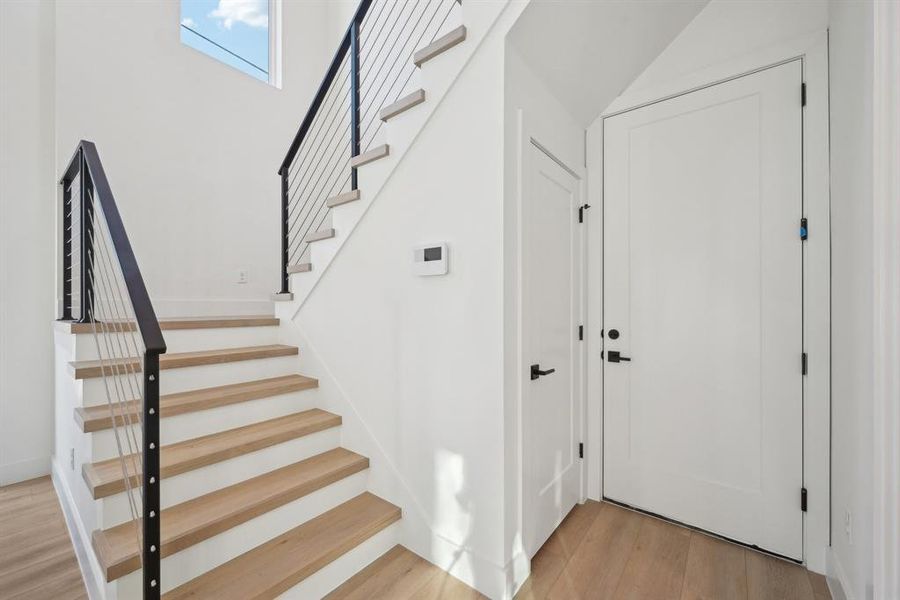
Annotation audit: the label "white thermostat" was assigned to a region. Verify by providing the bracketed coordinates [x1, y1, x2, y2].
[413, 243, 448, 276]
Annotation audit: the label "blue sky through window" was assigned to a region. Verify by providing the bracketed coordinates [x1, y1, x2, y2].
[181, 0, 270, 82]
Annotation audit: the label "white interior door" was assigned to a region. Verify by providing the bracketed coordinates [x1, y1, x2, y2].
[523, 140, 583, 557]
[603, 61, 804, 559]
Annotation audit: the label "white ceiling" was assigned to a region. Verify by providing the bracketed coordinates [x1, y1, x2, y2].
[507, 0, 709, 125]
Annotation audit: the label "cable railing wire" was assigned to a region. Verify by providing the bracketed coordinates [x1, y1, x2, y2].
[277, 0, 462, 290]
[58, 141, 165, 599]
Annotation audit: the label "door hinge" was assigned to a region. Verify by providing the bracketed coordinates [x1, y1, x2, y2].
[579, 442, 584, 459]
[802, 352, 808, 375]
[578, 325, 584, 341]
[800, 217, 808, 241]
[801, 487, 808, 512]
[578, 204, 592, 223]
[801, 83, 807, 107]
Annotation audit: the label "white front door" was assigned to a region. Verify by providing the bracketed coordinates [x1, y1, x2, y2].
[523, 140, 583, 557]
[603, 61, 804, 559]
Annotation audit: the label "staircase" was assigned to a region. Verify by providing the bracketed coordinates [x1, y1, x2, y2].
[56, 1, 481, 598]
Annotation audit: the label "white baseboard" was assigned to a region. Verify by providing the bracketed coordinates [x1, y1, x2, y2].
[826, 547, 851, 600]
[0, 455, 50, 486]
[150, 298, 273, 317]
[51, 458, 106, 600]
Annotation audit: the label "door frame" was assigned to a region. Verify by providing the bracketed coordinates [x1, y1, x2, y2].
[585, 31, 831, 573]
[514, 109, 588, 559]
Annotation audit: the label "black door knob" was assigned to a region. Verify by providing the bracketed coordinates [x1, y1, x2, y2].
[530, 364, 556, 380]
[607, 351, 631, 363]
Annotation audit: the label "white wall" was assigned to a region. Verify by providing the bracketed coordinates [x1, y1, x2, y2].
[0, 0, 57, 485]
[622, 0, 829, 99]
[828, 1, 875, 598]
[280, 2, 527, 597]
[52, 0, 342, 316]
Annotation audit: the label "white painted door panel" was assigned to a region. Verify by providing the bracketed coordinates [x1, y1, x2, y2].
[603, 61, 803, 559]
[523, 142, 583, 557]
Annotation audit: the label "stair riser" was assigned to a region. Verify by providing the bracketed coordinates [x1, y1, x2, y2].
[70, 327, 282, 361]
[283, 521, 400, 599]
[80, 356, 300, 405]
[97, 427, 340, 528]
[110, 471, 369, 594]
[88, 390, 321, 461]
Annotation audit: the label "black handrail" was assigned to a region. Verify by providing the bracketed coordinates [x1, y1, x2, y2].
[276, 0, 373, 294]
[277, 0, 373, 177]
[59, 140, 165, 600]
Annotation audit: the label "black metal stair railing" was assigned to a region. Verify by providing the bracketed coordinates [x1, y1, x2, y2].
[60, 140, 166, 600]
[277, 0, 462, 292]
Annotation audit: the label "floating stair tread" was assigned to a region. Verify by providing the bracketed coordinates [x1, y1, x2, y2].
[325, 544, 485, 599]
[380, 89, 426, 122]
[413, 25, 467, 67]
[64, 315, 279, 334]
[287, 263, 312, 274]
[304, 228, 336, 244]
[350, 144, 389, 168]
[75, 375, 318, 433]
[92, 448, 369, 582]
[326, 189, 361, 208]
[82, 409, 341, 499]
[163, 492, 401, 600]
[69, 344, 298, 379]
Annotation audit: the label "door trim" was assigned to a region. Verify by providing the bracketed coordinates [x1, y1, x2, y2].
[586, 31, 831, 572]
[517, 110, 588, 558]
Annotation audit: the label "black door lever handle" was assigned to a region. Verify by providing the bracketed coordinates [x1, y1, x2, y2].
[530, 364, 556, 380]
[607, 351, 631, 363]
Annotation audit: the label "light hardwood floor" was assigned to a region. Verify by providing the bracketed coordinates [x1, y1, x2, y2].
[0, 476, 87, 599]
[516, 500, 832, 600]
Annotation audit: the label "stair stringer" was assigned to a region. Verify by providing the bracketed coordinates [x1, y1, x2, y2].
[274, 322, 516, 600]
[280, 0, 517, 314]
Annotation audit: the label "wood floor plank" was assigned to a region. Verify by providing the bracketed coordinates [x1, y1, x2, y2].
[746, 550, 816, 600]
[808, 571, 832, 599]
[70, 344, 298, 379]
[94, 447, 369, 581]
[163, 493, 401, 600]
[83, 409, 341, 498]
[0, 477, 87, 599]
[680, 532, 748, 600]
[516, 501, 604, 600]
[325, 545, 442, 599]
[545, 503, 643, 599]
[611, 515, 691, 600]
[75, 374, 318, 432]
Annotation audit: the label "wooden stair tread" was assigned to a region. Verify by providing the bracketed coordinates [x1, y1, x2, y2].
[65, 315, 279, 334]
[163, 492, 401, 600]
[82, 409, 341, 499]
[304, 228, 336, 244]
[325, 545, 484, 599]
[93, 448, 369, 581]
[69, 344, 298, 379]
[74, 375, 318, 433]
[287, 262, 312, 274]
[326, 189, 361, 208]
[350, 144, 389, 168]
[380, 89, 426, 122]
[413, 25, 467, 67]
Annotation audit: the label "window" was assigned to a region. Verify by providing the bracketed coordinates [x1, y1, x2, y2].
[180, 0, 279, 85]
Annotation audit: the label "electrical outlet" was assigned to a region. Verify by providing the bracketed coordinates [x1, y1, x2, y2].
[844, 509, 853, 543]
[69, 448, 75, 471]
[237, 269, 249, 284]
